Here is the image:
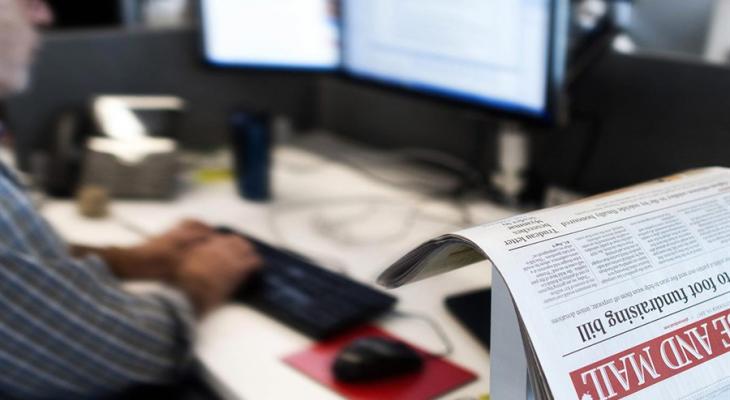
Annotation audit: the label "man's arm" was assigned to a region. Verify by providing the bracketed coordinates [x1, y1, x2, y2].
[70, 220, 217, 283]
[0, 249, 192, 399]
[0, 234, 260, 399]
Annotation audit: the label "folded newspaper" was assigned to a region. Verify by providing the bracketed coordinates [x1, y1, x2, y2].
[379, 167, 730, 400]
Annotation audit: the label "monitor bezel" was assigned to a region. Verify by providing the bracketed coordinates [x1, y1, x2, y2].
[198, 0, 341, 73]
[338, 0, 569, 125]
[198, 0, 569, 125]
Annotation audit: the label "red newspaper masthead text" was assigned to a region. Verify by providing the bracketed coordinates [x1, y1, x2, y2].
[570, 308, 730, 400]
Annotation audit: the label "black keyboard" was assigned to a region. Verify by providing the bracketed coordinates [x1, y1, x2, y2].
[218, 227, 397, 340]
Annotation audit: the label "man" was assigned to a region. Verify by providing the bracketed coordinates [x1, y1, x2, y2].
[0, 1, 262, 398]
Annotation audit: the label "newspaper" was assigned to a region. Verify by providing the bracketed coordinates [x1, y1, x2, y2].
[379, 167, 730, 400]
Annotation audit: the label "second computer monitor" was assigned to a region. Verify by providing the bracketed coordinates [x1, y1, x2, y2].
[342, 0, 567, 120]
[201, 0, 340, 70]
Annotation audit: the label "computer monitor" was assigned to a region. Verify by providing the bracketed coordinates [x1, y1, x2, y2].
[341, 0, 568, 121]
[200, 0, 340, 70]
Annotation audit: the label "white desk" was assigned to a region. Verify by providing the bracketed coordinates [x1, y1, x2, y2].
[40, 134, 515, 400]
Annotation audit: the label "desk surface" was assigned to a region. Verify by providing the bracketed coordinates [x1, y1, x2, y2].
[40, 134, 515, 400]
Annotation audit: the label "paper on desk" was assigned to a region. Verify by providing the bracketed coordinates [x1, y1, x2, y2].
[379, 167, 730, 399]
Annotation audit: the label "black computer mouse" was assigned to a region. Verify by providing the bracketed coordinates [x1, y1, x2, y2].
[332, 337, 424, 383]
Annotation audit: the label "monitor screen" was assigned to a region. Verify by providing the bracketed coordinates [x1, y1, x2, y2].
[201, 0, 340, 70]
[342, 0, 565, 118]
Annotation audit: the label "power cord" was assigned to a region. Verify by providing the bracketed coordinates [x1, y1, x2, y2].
[335, 148, 484, 198]
[309, 199, 424, 247]
[265, 200, 361, 275]
[267, 196, 473, 252]
[292, 138, 486, 198]
[326, 146, 484, 227]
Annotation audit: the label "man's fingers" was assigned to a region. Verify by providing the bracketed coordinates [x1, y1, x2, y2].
[179, 219, 215, 233]
[176, 235, 264, 315]
[177, 221, 216, 238]
[215, 235, 256, 255]
[164, 220, 218, 247]
[238, 253, 264, 272]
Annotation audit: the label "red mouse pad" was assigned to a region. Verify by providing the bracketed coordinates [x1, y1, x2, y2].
[283, 325, 478, 400]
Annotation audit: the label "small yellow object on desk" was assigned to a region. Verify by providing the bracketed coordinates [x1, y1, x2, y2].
[194, 168, 233, 184]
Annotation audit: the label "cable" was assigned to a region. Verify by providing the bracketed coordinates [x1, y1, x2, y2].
[265, 198, 367, 274]
[336, 156, 457, 196]
[304, 141, 486, 198]
[309, 199, 423, 247]
[387, 310, 454, 358]
[394, 147, 485, 191]
[266, 196, 474, 254]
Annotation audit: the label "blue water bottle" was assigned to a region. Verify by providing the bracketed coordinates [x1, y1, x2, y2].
[230, 110, 272, 202]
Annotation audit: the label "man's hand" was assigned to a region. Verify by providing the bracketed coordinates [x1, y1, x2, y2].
[73, 220, 263, 314]
[127, 219, 218, 281]
[85, 220, 218, 282]
[175, 235, 262, 315]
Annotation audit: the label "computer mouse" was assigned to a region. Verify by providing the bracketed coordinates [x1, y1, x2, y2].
[332, 337, 424, 383]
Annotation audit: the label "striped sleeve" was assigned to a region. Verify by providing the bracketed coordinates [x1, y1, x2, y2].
[0, 247, 195, 400]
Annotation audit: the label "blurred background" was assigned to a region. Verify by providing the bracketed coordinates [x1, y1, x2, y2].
[2, 1, 730, 399]
[4, 0, 729, 205]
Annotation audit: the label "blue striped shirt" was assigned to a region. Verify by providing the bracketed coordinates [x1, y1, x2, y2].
[0, 162, 195, 399]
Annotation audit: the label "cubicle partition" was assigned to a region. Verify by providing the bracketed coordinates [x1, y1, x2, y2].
[5, 27, 319, 171]
[542, 51, 730, 194]
[8, 26, 730, 200]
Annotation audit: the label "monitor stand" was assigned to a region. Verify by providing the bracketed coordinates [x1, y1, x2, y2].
[444, 287, 491, 351]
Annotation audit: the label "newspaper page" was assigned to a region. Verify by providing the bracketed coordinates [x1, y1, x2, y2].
[457, 167, 730, 400]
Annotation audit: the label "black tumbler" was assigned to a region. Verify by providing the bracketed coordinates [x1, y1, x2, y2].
[230, 110, 272, 202]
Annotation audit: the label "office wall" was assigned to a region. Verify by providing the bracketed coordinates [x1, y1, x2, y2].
[5, 27, 319, 170]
